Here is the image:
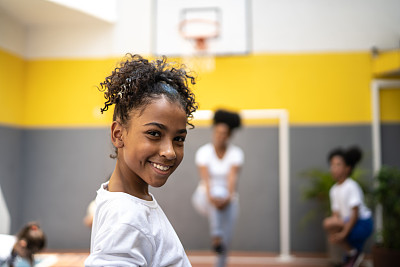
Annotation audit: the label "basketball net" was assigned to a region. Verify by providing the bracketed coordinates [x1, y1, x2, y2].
[179, 19, 219, 73]
[182, 37, 215, 73]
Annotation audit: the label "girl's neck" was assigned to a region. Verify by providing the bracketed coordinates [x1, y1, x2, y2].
[108, 163, 152, 201]
[214, 144, 227, 159]
[337, 176, 348, 185]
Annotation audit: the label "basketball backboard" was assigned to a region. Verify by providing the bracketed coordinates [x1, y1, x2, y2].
[153, 0, 249, 57]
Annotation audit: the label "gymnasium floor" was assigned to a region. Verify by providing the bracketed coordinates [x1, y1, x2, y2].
[30, 251, 373, 267]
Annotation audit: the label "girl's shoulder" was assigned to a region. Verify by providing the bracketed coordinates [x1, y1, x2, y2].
[345, 178, 362, 189]
[229, 144, 244, 153]
[197, 143, 213, 152]
[97, 182, 158, 207]
[227, 144, 244, 158]
[195, 143, 214, 157]
[343, 177, 358, 186]
[333, 178, 359, 192]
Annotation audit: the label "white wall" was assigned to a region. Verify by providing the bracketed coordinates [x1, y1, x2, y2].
[1, 0, 399, 59]
[251, 0, 400, 53]
[25, 0, 152, 59]
[0, 8, 26, 56]
[26, 24, 115, 59]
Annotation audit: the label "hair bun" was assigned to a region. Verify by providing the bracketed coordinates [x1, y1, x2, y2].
[213, 109, 241, 130]
[345, 146, 362, 168]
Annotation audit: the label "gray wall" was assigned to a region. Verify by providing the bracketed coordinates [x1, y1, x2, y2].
[0, 124, 399, 251]
[381, 123, 400, 169]
[0, 125, 23, 233]
[158, 125, 375, 252]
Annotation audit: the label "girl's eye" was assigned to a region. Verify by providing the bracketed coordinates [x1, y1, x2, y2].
[147, 130, 161, 137]
[174, 136, 186, 143]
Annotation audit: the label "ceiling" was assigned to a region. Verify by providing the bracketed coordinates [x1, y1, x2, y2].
[0, 0, 113, 27]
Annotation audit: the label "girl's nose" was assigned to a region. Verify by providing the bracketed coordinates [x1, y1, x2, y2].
[159, 141, 176, 160]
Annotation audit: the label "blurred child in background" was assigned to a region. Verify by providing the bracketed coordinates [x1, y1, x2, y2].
[323, 146, 373, 267]
[0, 222, 46, 267]
[193, 109, 244, 267]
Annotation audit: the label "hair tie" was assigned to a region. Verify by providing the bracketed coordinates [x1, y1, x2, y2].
[159, 82, 178, 95]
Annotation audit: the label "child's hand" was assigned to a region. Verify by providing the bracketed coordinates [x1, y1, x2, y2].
[330, 231, 346, 243]
[210, 197, 230, 210]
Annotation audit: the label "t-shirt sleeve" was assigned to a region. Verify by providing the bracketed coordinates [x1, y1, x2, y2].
[231, 147, 244, 166]
[86, 223, 154, 267]
[195, 145, 209, 166]
[347, 181, 363, 208]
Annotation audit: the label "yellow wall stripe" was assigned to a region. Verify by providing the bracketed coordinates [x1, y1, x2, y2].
[380, 88, 400, 123]
[23, 58, 116, 127]
[0, 50, 25, 125]
[1, 49, 399, 127]
[194, 53, 374, 124]
[372, 49, 400, 77]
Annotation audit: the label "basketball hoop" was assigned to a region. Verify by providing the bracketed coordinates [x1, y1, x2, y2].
[179, 18, 220, 73]
[179, 18, 220, 52]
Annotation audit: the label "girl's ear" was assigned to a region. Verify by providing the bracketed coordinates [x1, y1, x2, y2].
[345, 165, 352, 176]
[19, 239, 27, 248]
[111, 121, 124, 148]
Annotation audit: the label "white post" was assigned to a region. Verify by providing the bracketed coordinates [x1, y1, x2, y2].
[370, 79, 400, 242]
[371, 80, 381, 175]
[371, 80, 383, 242]
[278, 110, 291, 261]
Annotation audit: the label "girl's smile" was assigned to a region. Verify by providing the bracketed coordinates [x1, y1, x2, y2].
[150, 161, 173, 172]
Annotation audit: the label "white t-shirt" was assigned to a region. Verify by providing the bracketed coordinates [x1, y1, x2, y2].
[195, 143, 244, 198]
[85, 182, 191, 267]
[0, 234, 16, 265]
[329, 178, 372, 221]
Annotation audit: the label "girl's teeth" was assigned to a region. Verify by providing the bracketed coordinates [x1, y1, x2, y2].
[153, 163, 169, 171]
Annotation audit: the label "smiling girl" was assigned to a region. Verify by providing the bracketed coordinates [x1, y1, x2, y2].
[85, 54, 197, 267]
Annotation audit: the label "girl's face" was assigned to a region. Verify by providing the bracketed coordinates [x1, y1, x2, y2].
[329, 155, 350, 182]
[213, 123, 231, 149]
[119, 96, 187, 188]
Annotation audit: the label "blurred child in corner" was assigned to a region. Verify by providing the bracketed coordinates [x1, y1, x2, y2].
[0, 222, 46, 267]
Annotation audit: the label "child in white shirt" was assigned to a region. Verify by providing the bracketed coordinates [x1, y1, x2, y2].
[323, 146, 373, 267]
[0, 222, 46, 267]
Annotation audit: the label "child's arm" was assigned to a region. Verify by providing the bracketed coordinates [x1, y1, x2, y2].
[197, 166, 213, 202]
[332, 206, 359, 242]
[227, 165, 240, 200]
[197, 165, 226, 209]
[216, 165, 241, 209]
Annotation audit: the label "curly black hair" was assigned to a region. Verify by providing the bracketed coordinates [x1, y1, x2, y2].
[17, 222, 46, 252]
[100, 54, 198, 128]
[213, 109, 241, 133]
[328, 146, 362, 175]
